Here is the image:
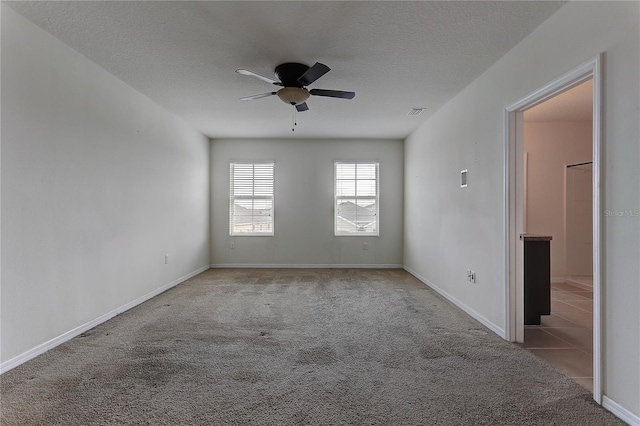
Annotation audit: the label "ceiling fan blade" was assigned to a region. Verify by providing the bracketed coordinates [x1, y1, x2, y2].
[295, 102, 309, 112]
[297, 62, 331, 86]
[239, 92, 277, 101]
[309, 89, 355, 99]
[235, 69, 281, 85]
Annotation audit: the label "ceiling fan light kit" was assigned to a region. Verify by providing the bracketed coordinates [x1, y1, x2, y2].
[276, 87, 310, 105]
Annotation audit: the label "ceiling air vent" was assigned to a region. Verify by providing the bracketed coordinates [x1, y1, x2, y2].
[407, 108, 425, 116]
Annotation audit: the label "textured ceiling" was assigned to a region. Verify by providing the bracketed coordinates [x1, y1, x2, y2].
[7, 1, 565, 139]
[525, 79, 593, 122]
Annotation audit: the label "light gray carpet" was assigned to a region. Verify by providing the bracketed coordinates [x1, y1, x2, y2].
[1, 269, 622, 425]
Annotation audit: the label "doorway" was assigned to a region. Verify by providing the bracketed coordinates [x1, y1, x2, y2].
[504, 56, 602, 402]
[521, 80, 594, 392]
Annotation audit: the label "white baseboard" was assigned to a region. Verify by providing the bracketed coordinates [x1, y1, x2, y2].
[403, 265, 506, 339]
[210, 263, 403, 269]
[551, 276, 565, 284]
[0, 265, 210, 374]
[603, 396, 640, 425]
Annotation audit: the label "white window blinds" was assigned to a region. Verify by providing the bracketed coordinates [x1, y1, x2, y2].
[230, 163, 274, 236]
[335, 162, 379, 236]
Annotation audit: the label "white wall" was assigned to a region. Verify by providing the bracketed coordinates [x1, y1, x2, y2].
[524, 121, 592, 280]
[1, 6, 210, 364]
[404, 1, 639, 418]
[211, 139, 403, 267]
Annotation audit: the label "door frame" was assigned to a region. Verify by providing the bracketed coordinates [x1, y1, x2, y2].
[503, 54, 602, 403]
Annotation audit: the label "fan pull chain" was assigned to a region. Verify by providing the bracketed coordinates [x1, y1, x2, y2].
[291, 106, 298, 132]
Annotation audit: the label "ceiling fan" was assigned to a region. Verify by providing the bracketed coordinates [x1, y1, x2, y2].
[235, 62, 355, 112]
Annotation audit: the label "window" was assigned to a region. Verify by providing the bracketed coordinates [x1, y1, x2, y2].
[335, 162, 379, 236]
[230, 163, 274, 236]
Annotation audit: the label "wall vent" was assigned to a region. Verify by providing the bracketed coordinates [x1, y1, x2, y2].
[407, 108, 425, 116]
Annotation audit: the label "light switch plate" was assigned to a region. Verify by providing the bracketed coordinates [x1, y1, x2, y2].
[460, 169, 468, 188]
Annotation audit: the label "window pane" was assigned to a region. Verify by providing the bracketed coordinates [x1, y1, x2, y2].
[356, 179, 376, 197]
[336, 163, 356, 180]
[336, 199, 357, 234]
[253, 199, 272, 212]
[254, 180, 273, 196]
[357, 163, 376, 179]
[336, 180, 356, 197]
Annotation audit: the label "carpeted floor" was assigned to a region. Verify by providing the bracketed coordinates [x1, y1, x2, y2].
[0, 269, 623, 425]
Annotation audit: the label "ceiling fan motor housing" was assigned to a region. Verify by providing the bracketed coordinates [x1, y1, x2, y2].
[274, 63, 309, 87]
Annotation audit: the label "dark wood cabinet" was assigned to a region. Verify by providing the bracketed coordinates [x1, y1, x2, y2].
[523, 235, 552, 325]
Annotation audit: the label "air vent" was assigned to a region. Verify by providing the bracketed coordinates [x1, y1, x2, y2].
[407, 108, 425, 116]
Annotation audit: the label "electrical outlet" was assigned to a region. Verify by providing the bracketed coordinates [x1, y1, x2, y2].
[230, 241, 235, 249]
[363, 243, 368, 250]
[164, 254, 169, 264]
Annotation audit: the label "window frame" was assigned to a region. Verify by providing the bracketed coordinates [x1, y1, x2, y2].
[334, 161, 380, 237]
[229, 162, 275, 237]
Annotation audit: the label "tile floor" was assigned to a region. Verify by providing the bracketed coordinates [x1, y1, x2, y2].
[524, 280, 594, 392]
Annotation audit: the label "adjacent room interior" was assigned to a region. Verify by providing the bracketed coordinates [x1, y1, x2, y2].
[1, 1, 638, 424]
[521, 80, 595, 392]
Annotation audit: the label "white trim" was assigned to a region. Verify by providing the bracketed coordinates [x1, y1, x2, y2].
[211, 263, 403, 269]
[591, 54, 603, 403]
[0, 265, 210, 374]
[523, 152, 528, 233]
[504, 54, 602, 403]
[403, 266, 506, 339]
[503, 108, 514, 342]
[603, 396, 640, 426]
[505, 59, 595, 112]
